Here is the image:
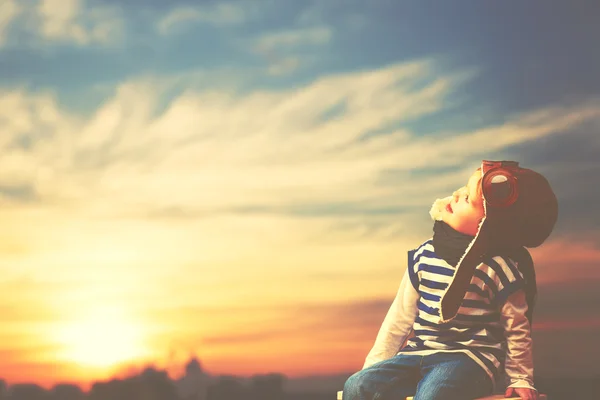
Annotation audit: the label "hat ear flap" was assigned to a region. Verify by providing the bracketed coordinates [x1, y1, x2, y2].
[439, 221, 489, 322]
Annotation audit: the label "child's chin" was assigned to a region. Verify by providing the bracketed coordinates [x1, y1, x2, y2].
[429, 196, 452, 221]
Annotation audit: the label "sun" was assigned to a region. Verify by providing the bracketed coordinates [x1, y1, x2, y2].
[54, 310, 150, 369]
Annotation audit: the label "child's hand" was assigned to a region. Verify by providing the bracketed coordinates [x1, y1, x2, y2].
[505, 387, 538, 400]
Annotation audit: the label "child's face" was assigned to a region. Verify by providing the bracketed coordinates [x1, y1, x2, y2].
[441, 170, 485, 236]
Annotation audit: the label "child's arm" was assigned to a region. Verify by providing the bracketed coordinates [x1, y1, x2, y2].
[363, 269, 420, 369]
[500, 289, 537, 394]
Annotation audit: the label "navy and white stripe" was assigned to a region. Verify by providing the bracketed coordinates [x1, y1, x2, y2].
[400, 239, 525, 381]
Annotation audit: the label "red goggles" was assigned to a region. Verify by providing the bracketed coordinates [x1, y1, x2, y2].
[481, 160, 521, 208]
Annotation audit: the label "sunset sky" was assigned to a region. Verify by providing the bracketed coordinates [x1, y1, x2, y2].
[0, 0, 599, 389]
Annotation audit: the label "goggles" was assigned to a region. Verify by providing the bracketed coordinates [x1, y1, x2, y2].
[481, 160, 521, 208]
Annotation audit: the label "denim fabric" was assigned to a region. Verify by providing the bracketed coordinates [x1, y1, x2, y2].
[343, 352, 493, 400]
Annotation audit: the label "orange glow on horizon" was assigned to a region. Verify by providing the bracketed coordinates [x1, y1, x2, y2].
[0, 207, 598, 388]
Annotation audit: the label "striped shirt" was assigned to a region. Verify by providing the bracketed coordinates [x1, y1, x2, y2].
[399, 239, 526, 381]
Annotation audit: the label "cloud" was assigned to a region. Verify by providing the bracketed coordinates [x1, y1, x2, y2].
[265, 56, 303, 76]
[530, 238, 600, 285]
[0, 0, 21, 46]
[254, 26, 332, 54]
[297, 0, 368, 31]
[20, 0, 124, 46]
[2, 60, 599, 222]
[157, 3, 248, 34]
[505, 125, 600, 236]
[250, 26, 332, 75]
[1, 60, 599, 323]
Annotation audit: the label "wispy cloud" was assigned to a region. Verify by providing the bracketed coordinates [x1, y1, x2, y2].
[2, 60, 599, 220]
[265, 56, 304, 76]
[35, 0, 122, 45]
[297, 0, 368, 31]
[2, 61, 599, 317]
[252, 26, 332, 75]
[0, 0, 21, 46]
[254, 26, 332, 54]
[530, 238, 600, 285]
[157, 3, 248, 34]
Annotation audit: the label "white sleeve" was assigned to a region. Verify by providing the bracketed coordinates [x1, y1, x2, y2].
[363, 269, 420, 369]
[500, 289, 537, 391]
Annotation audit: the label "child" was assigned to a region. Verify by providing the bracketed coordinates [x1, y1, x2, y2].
[343, 161, 558, 400]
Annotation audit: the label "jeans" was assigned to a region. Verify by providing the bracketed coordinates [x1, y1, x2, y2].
[343, 352, 493, 400]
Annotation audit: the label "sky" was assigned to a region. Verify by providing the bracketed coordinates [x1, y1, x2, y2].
[0, 0, 599, 389]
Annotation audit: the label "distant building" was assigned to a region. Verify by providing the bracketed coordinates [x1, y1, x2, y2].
[176, 358, 209, 400]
